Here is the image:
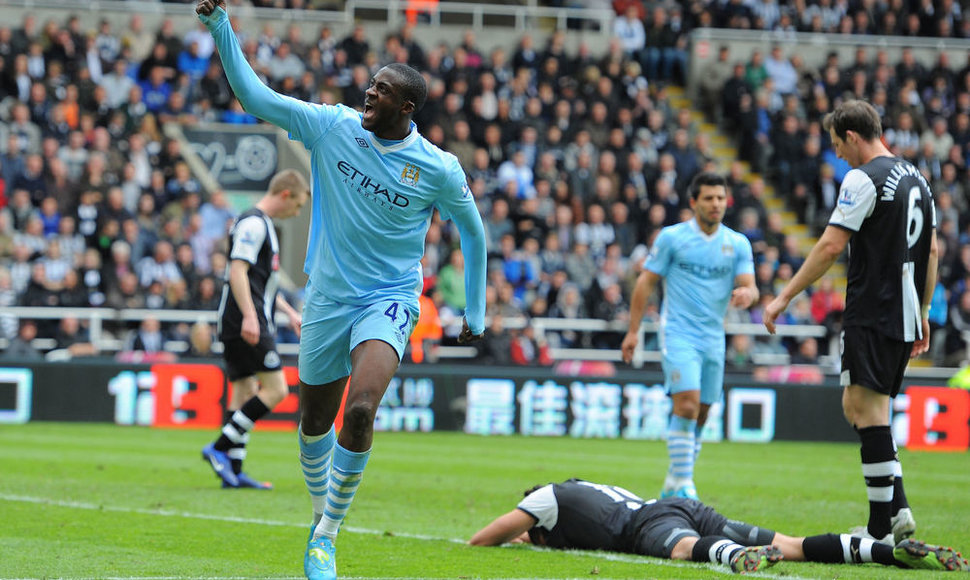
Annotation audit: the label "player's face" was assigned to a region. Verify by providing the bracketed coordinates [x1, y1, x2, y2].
[281, 189, 308, 219]
[362, 67, 412, 136]
[691, 184, 727, 229]
[829, 128, 859, 167]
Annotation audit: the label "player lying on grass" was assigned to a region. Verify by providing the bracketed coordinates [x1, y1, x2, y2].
[469, 478, 969, 574]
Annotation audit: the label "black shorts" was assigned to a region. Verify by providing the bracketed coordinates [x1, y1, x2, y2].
[840, 326, 911, 397]
[631, 498, 775, 558]
[222, 335, 282, 381]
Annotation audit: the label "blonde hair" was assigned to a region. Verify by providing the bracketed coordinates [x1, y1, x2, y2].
[269, 169, 310, 198]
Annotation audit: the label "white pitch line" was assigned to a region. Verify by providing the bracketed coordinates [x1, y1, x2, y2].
[0, 493, 811, 580]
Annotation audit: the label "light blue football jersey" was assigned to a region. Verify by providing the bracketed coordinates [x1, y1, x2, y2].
[201, 7, 487, 333]
[643, 219, 754, 348]
[287, 104, 472, 305]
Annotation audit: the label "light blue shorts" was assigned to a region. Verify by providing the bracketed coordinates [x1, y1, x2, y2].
[660, 335, 724, 405]
[298, 288, 418, 386]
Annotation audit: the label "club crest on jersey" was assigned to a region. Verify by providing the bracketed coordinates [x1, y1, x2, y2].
[400, 163, 421, 187]
[721, 244, 734, 256]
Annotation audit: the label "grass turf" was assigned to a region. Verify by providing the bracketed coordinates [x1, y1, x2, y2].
[0, 423, 968, 579]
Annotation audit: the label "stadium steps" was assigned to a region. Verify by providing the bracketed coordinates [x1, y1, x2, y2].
[662, 84, 847, 292]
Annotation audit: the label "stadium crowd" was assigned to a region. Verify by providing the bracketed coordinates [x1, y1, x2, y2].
[0, 0, 968, 367]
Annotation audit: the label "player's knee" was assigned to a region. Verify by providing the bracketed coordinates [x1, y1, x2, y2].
[673, 399, 700, 419]
[261, 378, 289, 407]
[343, 399, 378, 432]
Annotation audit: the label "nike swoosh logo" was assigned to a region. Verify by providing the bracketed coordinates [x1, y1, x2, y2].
[209, 457, 224, 471]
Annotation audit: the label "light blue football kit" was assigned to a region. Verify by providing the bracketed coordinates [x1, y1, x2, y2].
[201, 10, 487, 578]
[643, 218, 754, 500]
[644, 219, 754, 403]
[201, 7, 486, 386]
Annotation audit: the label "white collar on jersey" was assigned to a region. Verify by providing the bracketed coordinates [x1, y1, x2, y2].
[368, 122, 419, 154]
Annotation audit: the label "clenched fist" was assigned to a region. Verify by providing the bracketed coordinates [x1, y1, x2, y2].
[196, 0, 227, 17]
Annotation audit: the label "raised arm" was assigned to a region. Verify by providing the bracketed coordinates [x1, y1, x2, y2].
[196, 0, 297, 131]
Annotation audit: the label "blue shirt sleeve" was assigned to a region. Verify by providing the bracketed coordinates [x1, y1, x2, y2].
[734, 232, 755, 276]
[436, 164, 486, 335]
[643, 227, 673, 277]
[200, 7, 334, 139]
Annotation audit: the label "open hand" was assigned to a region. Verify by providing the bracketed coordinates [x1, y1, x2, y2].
[196, 0, 227, 17]
[457, 317, 484, 345]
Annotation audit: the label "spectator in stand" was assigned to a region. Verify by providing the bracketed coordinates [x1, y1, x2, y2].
[198, 189, 236, 243]
[0, 319, 43, 361]
[437, 247, 467, 314]
[136, 239, 181, 289]
[53, 315, 98, 358]
[613, 5, 646, 61]
[127, 316, 167, 353]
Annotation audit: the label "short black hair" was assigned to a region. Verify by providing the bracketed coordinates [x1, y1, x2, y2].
[385, 62, 427, 113]
[822, 99, 882, 142]
[688, 171, 727, 200]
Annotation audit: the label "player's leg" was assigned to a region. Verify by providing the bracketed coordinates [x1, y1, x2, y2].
[661, 341, 703, 499]
[637, 500, 780, 573]
[840, 326, 911, 544]
[299, 377, 346, 580]
[222, 375, 259, 477]
[306, 299, 415, 580]
[843, 384, 895, 542]
[298, 297, 354, 580]
[224, 368, 290, 488]
[202, 338, 262, 488]
[300, 377, 349, 527]
[315, 339, 400, 538]
[693, 353, 723, 465]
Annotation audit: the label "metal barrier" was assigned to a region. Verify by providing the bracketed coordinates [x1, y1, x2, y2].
[0, 0, 613, 34]
[2, 305, 827, 366]
[4, 306, 961, 376]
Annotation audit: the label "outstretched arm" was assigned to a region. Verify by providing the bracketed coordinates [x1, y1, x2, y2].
[196, 0, 296, 131]
[468, 510, 536, 546]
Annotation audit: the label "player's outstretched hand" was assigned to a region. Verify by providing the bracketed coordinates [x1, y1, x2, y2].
[457, 317, 484, 345]
[196, 0, 226, 17]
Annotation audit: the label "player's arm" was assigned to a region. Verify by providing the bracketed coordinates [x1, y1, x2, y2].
[196, 0, 295, 131]
[621, 269, 660, 364]
[454, 201, 487, 342]
[440, 173, 487, 343]
[764, 225, 851, 334]
[229, 259, 260, 345]
[912, 229, 939, 357]
[276, 293, 302, 338]
[468, 509, 536, 546]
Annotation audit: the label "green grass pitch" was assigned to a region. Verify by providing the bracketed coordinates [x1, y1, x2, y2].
[1, 423, 968, 579]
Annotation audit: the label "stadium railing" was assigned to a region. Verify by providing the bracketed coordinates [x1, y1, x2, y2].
[0, 0, 614, 34]
[0, 304, 827, 364]
[5, 306, 959, 377]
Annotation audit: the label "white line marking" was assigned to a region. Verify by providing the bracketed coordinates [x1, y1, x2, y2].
[0, 493, 811, 580]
